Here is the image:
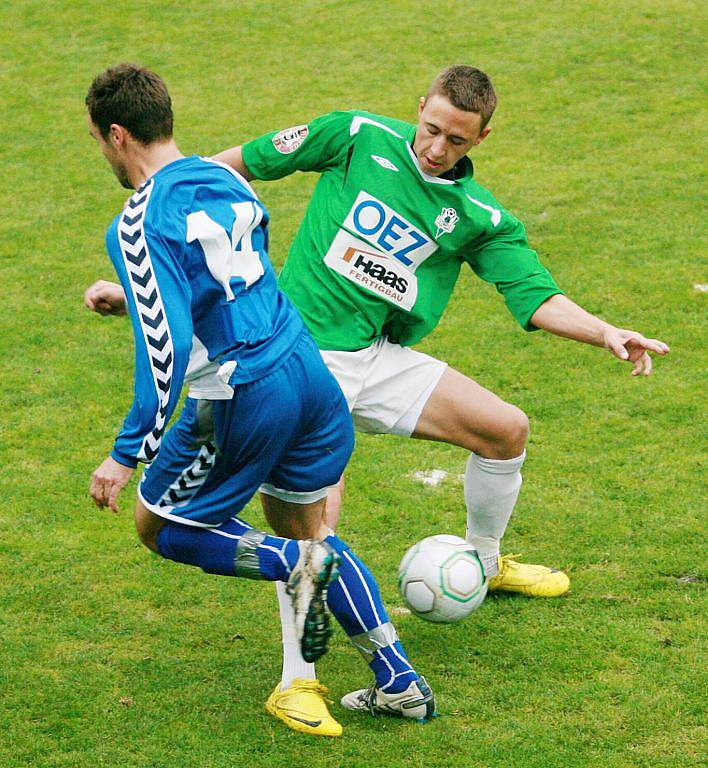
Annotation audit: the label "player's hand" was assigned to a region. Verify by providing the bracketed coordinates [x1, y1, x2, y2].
[602, 327, 670, 376]
[90, 456, 134, 512]
[84, 280, 127, 316]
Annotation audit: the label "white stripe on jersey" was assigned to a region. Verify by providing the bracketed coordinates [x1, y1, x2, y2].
[117, 180, 175, 463]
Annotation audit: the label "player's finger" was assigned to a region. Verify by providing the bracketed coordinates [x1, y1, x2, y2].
[84, 281, 106, 310]
[629, 334, 670, 356]
[643, 353, 653, 376]
[96, 301, 114, 316]
[631, 352, 651, 376]
[90, 475, 105, 508]
[108, 482, 121, 513]
[644, 338, 670, 355]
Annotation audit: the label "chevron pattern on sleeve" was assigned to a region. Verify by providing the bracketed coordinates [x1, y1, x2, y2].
[118, 180, 174, 463]
[156, 441, 217, 510]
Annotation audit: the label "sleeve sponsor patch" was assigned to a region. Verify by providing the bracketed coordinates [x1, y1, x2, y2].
[272, 124, 309, 154]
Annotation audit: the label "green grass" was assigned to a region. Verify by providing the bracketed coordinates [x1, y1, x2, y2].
[0, 1, 705, 766]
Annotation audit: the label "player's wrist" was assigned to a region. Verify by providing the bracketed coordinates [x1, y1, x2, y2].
[110, 448, 138, 469]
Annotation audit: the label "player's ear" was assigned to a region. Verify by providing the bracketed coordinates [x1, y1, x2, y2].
[418, 96, 426, 117]
[474, 126, 491, 145]
[109, 123, 126, 148]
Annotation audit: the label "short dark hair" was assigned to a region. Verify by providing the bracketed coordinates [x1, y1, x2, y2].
[86, 64, 173, 144]
[428, 65, 497, 128]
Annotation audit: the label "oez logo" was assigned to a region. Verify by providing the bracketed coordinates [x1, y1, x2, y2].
[324, 192, 437, 311]
[344, 192, 435, 269]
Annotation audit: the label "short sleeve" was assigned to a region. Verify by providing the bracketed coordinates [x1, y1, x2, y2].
[241, 111, 356, 180]
[464, 214, 563, 331]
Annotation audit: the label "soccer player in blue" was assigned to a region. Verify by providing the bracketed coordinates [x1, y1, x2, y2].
[84, 64, 434, 736]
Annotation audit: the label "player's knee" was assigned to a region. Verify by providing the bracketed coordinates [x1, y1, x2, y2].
[134, 503, 163, 553]
[477, 404, 528, 458]
[261, 493, 330, 540]
[135, 520, 159, 552]
[498, 406, 529, 456]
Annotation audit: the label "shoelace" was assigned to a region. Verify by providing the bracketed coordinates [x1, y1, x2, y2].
[498, 552, 523, 575]
[359, 682, 379, 714]
[292, 679, 333, 703]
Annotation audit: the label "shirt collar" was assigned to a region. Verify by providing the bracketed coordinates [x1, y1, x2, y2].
[406, 125, 475, 184]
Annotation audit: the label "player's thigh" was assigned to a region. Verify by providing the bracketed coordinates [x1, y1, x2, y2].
[413, 366, 529, 457]
[319, 344, 370, 412]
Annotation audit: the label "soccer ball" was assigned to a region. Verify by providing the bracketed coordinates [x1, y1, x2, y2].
[398, 535, 487, 623]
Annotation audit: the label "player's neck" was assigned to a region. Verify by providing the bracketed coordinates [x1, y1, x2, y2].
[128, 139, 185, 188]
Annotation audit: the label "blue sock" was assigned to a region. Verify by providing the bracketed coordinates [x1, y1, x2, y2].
[325, 535, 419, 693]
[155, 517, 300, 581]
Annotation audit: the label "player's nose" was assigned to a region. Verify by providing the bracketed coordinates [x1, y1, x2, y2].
[430, 136, 447, 158]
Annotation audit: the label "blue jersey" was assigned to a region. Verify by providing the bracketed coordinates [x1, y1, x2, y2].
[105, 155, 304, 468]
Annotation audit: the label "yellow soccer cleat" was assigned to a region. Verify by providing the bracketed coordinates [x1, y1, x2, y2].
[266, 678, 343, 737]
[488, 554, 570, 598]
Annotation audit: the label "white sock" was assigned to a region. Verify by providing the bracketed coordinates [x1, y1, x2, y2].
[464, 451, 526, 578]
[276, 580, 315, 689]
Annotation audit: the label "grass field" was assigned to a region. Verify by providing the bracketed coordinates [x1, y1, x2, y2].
[1, 1, 706, 766]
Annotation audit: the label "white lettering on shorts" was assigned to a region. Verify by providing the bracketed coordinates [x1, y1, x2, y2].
[272, 125, 309, 154]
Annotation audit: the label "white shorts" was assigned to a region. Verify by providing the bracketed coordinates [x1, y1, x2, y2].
[321, 337, 447, 437]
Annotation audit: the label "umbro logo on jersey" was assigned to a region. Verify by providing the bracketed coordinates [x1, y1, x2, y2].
[434, 207, 459, 238]
[371, 155, 399, 172]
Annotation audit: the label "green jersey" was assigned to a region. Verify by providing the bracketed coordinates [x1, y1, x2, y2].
[242, 110, 562, 350]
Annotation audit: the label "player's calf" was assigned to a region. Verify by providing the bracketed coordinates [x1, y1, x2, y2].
[151, 515, 343, 659]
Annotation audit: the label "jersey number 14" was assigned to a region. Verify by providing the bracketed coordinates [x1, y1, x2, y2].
[186, 202, 265, 300]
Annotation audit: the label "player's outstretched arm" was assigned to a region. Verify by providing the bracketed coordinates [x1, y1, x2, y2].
[84, 279, 127, 316]
[211, 146, 254, 180]
[530, 294, 670, 376]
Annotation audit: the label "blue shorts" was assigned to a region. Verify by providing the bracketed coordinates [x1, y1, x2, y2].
[139, 333, 354, 527]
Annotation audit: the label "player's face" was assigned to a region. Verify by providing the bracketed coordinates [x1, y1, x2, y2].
[87, 116, 133, 189]
[413, 94, 490, 176]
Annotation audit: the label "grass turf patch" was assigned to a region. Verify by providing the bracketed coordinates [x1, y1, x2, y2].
[0, 1, 705, 766]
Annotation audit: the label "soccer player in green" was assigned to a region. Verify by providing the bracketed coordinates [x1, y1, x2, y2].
[211, 64, 669, 735]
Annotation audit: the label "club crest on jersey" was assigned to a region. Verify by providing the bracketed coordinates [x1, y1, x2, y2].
[435, 207, 459, 238]
[272, 125, 309, 154]
[371, 155, 399, 172]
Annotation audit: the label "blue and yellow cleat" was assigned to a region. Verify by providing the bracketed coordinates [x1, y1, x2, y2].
[488, 553, 570, 597]
[266, 678, 343, 737]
